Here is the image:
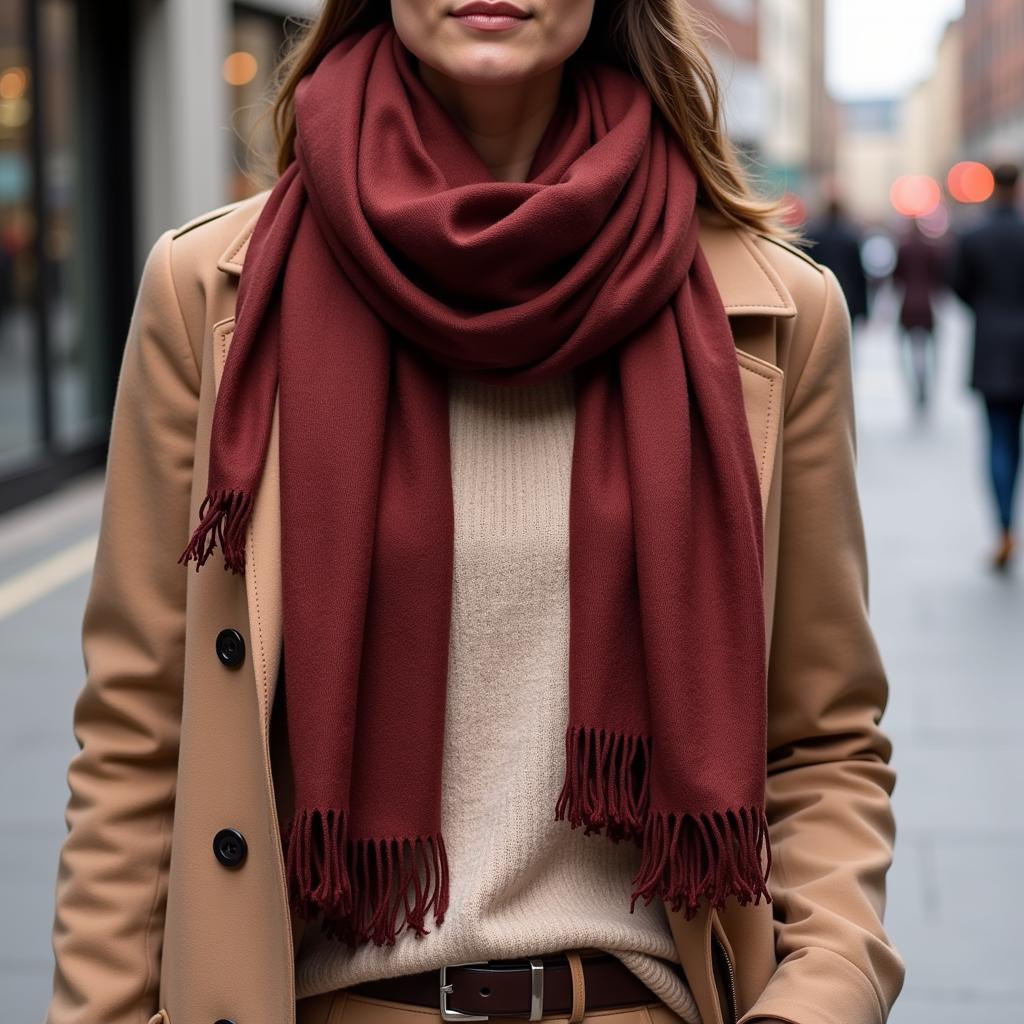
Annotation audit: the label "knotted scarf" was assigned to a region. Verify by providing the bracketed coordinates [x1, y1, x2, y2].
[182, 22, 771, 947]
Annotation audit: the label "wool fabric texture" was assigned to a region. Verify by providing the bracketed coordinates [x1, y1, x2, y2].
[294, 373, 699, 1024]
[181, 22, 771, 946]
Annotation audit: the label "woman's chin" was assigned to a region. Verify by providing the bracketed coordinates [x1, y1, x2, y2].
[420, 45, 542, 89]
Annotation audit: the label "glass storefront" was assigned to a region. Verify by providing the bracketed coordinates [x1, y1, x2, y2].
[0, 0, 303, 513]
[42, 1, 108, 449]
[0, 0, 132, 510]
[0, 1, 41, 469]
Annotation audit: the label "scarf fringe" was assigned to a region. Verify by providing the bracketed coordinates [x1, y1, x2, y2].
[555, 725, 651, 842]
[555, 728, 771, 920]
[630, 805, 772, 920]
[178, 489, 253, 574]
[282, 807, 450, 947]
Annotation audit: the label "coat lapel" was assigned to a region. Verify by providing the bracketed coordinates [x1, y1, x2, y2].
[211, 317, 283, 727]
[214, 207, 795, 730]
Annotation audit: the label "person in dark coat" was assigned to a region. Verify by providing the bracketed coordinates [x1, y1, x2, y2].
[894, 218, 948, 412]
[804, 198, 869, 324]
[952, 162, 1024, 570]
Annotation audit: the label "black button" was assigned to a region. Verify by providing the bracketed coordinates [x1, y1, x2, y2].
[213, 828, 248, 869]
[215, 628, 245, 668]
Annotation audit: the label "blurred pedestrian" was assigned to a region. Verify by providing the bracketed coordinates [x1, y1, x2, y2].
[805, 198, 870, 325]
[952, 162, 1024, 571]
[893, 218, 947, 412]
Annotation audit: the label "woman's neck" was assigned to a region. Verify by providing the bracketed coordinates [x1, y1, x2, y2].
[416, 61, 564, 183]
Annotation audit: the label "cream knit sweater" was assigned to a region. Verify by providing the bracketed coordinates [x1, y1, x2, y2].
[294, 373, 698, 1022]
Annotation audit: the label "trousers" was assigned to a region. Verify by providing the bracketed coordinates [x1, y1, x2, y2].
[296, 991, 687, 1024]
[984, 396, 1024, 530]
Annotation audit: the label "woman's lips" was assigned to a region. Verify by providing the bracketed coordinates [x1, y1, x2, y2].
[450, 1, 530, 31]
[454, 14, 527, 30]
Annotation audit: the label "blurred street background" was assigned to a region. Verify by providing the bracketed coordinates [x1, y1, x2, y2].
[2, 0, 1024, 1021]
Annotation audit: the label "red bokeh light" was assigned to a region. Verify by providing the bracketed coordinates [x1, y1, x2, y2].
[890, 175, 942, 218]
[947, 161, 995, 204]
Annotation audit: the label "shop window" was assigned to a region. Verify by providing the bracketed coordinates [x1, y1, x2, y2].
[41, 0, 107, 449]
[0, 0, 113, 475]
[0, 1, 42, 469]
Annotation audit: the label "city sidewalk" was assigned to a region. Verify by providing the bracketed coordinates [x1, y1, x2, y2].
[1, 293, 1020, 1021]
[855, 292, 1024, 1024]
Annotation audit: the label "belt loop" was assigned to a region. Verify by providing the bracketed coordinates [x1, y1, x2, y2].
[528, 958, 545, 1022]
[566, 952, 586, 1024]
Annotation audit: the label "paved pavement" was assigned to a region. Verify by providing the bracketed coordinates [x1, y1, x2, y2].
[856, 292, 1024, 1023]
[1, 290, 1021, 1022]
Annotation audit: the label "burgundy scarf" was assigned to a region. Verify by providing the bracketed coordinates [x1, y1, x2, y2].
[182, 23, 771, 946]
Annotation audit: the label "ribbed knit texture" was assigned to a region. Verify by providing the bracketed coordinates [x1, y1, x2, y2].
[294, 373, 698, 1022]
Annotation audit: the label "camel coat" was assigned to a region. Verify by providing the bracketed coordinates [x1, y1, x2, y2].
[46, 192, 905, 1024]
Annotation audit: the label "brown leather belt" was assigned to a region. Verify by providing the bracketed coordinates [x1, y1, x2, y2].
[349, 952, 670, 1020]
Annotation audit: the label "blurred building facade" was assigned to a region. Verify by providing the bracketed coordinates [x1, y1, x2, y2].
[689, 0, 764, 154]
[0, 0, 314, 512]
[834, 15, 969, 227]
[804, 0, 832, 207]
[758, 0, 830, 202]
[835, 100, 903, 224]
[690, 0, 832, 209]
[962, 0, 1024, 159]
[900, 20, 963, 184]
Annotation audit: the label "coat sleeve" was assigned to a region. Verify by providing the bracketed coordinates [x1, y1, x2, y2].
[739, 268, 905, 1024]
[46, 229, 200, 1024]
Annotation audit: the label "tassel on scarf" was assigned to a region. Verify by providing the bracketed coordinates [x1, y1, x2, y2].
[630, 805, 772, 920]
[179, 489, 253, 574]
[282, 807, 353, 921]
[282, 807, 450, 948]
[555, 725, 651, 842]
[556, 727, 771, 920]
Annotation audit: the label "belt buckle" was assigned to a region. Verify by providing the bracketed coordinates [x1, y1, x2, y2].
[440, 962, 488, 1023]
[439, 958, 545, 1023]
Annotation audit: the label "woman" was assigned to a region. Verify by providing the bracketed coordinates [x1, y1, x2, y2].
[894, 217, 947, 413]
[46, 3, 904, 1024]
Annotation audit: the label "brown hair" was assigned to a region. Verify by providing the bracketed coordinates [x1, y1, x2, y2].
[270, 0, 783, 237]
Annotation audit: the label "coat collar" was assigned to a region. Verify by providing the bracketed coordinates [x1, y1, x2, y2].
[215, 200, 797, 319]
